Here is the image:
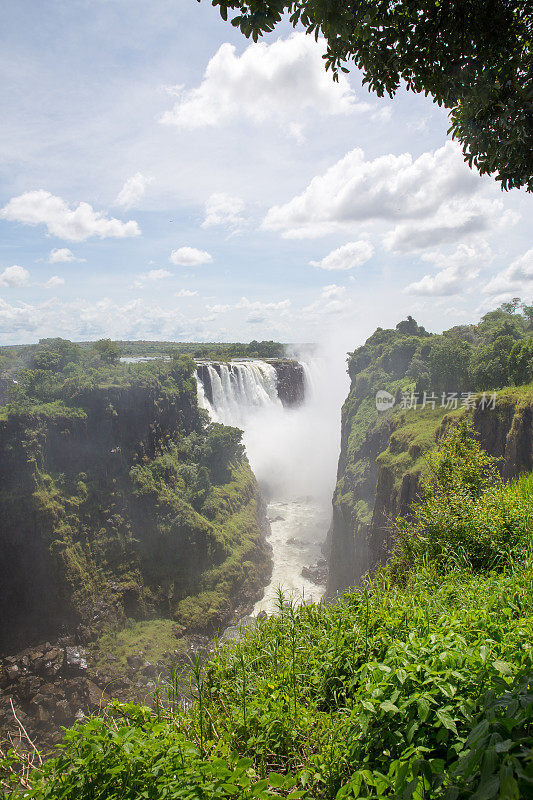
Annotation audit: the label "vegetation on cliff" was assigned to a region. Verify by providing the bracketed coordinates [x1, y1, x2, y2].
[2, 423, 533, 798]
[328, 301, 533, 593]
[0, 348, 270, 649]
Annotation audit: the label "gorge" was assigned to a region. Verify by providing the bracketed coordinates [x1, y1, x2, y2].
[195, 356, 341, 612]
[1, 309, 532, 764]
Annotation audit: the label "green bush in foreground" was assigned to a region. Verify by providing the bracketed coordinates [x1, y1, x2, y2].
[391, 421, 533, 576]
[2, 424, 533, 799]
[6, 563, 533, 799]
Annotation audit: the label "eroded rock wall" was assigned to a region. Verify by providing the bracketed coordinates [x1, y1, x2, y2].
[327, 387, 533, 596]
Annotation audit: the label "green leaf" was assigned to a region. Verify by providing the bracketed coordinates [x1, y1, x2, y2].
[436, 709, 458, 735]
[417, 697, 430, 722]
[268, 773, 286, 788]
[380, 700, 399, 713]
[499, 775, 519, 800]
[493, 660, 512, 676]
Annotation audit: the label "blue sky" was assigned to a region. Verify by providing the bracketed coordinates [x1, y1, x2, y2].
[0, 0, 531, 347]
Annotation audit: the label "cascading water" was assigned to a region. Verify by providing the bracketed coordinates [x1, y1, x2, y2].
[196, 356, 346, 613]
[197, 361, 281, 427]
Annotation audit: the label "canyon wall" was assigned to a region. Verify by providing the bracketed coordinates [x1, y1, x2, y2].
[327, 316, 533, 597]
[0, 371, 271, 653]
[327, 387, 533, 596]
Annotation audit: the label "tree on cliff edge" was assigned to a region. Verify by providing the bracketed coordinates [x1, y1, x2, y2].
[92, 338, 121, 365]
[209, 0, 532, 191]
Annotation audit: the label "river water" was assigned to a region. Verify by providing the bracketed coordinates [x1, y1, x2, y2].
[253, 498, 330, 613]
[196, 357, 343, 614]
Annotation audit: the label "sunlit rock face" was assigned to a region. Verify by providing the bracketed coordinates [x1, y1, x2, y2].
[327, 387, 533, 598]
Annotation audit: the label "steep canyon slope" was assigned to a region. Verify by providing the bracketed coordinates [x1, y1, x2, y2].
[327, 310, 533, 595]
[0, 356, 271, 652]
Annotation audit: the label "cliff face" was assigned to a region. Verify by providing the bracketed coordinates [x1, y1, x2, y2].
[0, 380, 270, 652]
[327, 385, 533, 597]
[268, 359, 305, 407]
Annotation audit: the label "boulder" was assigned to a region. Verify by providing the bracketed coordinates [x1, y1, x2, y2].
[64, 647, 87, 673]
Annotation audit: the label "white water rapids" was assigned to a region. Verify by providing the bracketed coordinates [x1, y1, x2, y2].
[196, 357, 344, 614]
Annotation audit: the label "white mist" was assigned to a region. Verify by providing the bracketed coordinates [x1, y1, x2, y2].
[198, 347, 349, 612]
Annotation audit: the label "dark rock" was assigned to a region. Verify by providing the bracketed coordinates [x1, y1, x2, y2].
[126, 655, 144, 671]
[6, 664, 21, 683]
[142, 662, 157, 679]
[65, 647, 87, 673]
[267, 359, 305, 407]
[36, 704, 51, 724]
[301, 559, 328, 586]
[55, 699, 72, 722]
[16, 675, 42, 701]
[85, 681, 106, 710]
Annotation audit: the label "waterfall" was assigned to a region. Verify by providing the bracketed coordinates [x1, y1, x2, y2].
[196, 355, 342, 613]
[196, 360, 282, 427]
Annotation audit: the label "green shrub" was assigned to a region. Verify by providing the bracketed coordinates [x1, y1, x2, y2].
[390, 421, 533, 576]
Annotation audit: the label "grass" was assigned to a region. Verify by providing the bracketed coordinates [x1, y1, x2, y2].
[7, 558, 533, 799]
[87, 619, 188, 679]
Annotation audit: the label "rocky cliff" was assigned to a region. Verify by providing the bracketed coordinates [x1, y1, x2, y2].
[0, 371, 271, 653]
[268, 359, 305, 407]
[327, 313, 533, 597]
[328, 386, 533, 596]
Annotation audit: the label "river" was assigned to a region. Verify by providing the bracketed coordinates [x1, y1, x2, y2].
[196, 356, 344, 614]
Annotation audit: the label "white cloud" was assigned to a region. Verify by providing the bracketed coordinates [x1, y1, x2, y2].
[237, 297, 291, 315]
[1, 191, 140, 242]
[115, 172, 152, 208]
[310, 240, 374, 271]
[147, 268, 171, 280]
[483, 248, 533, 296]
[175, 288, 198, 297]
[49, 247, 84, 263]
[206, 296, 291, 319]
[44, 275, 65, 289]
[0, 265, 30, 288]
[288, 122, 306, 144]
[133, 268, 172, 287]
[0, 296, 188, 341]
[302, 284, 352, 320]
[263, 142, 485, 240]
[170, 247, 212, 266]
[371, 106, 392, 123]
[202, 192, 245, 230]
[385, 200, 518, 253]
[404, 242, 492, 296]
[161, 33, 359, 132]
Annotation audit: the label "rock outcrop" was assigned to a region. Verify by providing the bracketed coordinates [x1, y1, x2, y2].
[0, 379, 271, 653]
[268, 359, 305, 407]
[327, 387, 533, 597]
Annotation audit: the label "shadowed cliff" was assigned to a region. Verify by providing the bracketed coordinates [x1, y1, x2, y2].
[0, 358, 271, 652]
